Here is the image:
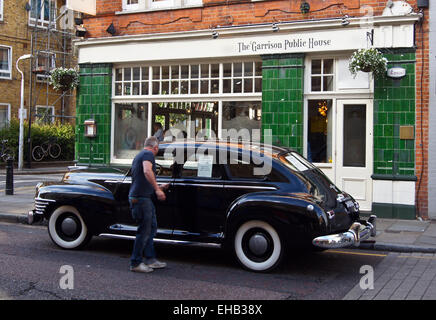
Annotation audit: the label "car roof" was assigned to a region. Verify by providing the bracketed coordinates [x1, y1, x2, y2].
[159, 139, 293, 159]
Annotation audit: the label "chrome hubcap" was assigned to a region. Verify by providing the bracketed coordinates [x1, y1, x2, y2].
[61, 217, 78, 236]
[248, 233, 269, 256]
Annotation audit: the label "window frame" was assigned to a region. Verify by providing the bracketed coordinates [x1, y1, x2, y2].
[28, 0, 57, 28]
[0, 103, 11, 129]
[309, 58, 335, 93]
[35, 105, 55, 124]
[0, 45, 12, 80]
[0, 0, 4, 22]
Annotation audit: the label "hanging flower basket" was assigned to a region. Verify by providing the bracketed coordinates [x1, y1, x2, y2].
[349, 48, 388, 78]
[49, 67, 79, 91]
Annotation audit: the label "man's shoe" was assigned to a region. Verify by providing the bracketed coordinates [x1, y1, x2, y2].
[130, 263, 154, 273]
[147, 260, 167, 269]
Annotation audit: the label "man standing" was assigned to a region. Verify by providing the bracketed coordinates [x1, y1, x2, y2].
[129, 136, 167, 273]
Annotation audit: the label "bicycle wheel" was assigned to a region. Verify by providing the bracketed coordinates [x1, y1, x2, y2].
[49, 143, 61, 159]
[32, 146, 45, 162]
[1, 148, 12, 162]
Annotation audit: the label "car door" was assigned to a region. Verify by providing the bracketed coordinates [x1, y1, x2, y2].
[172, 148, 226, 242]
[111, 149, 176, 238]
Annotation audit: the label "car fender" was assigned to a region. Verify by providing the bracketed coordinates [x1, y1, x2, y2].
[36, 182, 116, 231]
[224, 191, 328, 244]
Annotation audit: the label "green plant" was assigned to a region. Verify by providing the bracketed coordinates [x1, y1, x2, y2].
[349, 48, 388, 78]
[0, 119, 75, 161]
[49, 67, 79, 91]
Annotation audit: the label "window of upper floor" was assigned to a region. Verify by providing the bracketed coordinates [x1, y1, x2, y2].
[29, 0, 56, 28]
[0, 0, 3, 22]
[0, 46, 11, 80]
[121, 0, 202, 12]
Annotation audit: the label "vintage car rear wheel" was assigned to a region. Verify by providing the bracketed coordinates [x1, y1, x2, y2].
[233, 220, 283, 272]
[48, 205, 91, 249]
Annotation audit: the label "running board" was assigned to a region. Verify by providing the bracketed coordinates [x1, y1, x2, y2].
[98, 233, 222, 249]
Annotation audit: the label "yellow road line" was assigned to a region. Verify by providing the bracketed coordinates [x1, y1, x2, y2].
[328, 250, 388, 257]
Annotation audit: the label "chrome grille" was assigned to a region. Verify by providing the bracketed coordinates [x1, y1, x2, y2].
[34, 197, 55, 215]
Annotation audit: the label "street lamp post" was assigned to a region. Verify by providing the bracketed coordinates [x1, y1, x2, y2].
[16, 54, 33, 171]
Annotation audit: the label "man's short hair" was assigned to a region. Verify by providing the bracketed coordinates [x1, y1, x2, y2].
[144, 136, 159, 148]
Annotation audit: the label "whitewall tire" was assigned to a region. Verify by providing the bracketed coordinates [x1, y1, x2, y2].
[48, 205, 91, 249]
[233, 220, 283, 272]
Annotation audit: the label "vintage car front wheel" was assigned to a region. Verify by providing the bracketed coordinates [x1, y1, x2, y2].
[233, 220, 283, 272]
[48, 205, 91, 249]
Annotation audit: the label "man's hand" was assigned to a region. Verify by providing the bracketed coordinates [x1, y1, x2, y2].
[160, 183, 170, 191]
[156, 189, 166, 201]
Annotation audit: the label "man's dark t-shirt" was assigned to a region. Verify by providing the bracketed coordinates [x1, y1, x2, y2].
[129, 149, 156, 198]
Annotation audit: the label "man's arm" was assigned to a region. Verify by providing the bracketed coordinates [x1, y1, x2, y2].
[143, 160, 166, 201]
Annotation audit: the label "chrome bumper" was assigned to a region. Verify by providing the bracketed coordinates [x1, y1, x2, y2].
[312, 215, 377, 249]
[27, 210, 44, 225]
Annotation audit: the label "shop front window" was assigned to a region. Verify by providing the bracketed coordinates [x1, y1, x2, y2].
[310, 59, 334, 92]
[113, 103, 148, 159]
[307, 99, 333, 163]
[222, 101, 261, 136]
[152, 101, 218, 140]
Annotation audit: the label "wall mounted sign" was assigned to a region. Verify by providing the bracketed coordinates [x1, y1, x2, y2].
[387, 67, 406, 79]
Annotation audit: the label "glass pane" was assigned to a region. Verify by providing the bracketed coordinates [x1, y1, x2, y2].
[255, 62, 262, 76]
[152, 81, 160, 95]
[244, 79, 253, 93]
[307, 100, 333, 163]
[123, 83, 131, 95]
[161, 81, 169, 95]
[323, 76, 334, 91]
[141, 82, 148, 95]
[180, 81, 188, 94]
[311, 60, 321, 75]
[211, 64, 219, 78]
[191, 65, 199, 78]
[115, 83, 122, 95]
[132, 67, 140, 81]
[323, 59, 334, 74]
[233, 79, 242, 93]
[222, 101, 262, 132]
[181, 65, 189, 79]
[223, 79, 231, 93]
[141, 67, 149, 80]
[124, 68, 131, 81]
[114, 103, 148, 159]
[201, 64, 209, 78]
[200, 80, 209, 94]
[343, 105, 366, 167]
[233, 63, 242, 77]
[311, 76, 321, 92]
[244, 62, 253, 76]
[190, 80, 199, 94]
[152, 66, 160, 80]
[211, 80, 219, 93]
[161, 66, 169, 79]
[223, 63, 232, 77]
[132, 82, 140, 95]
[254, 78, 262, 92]
[115, 68, 122, 81]
[171, 65, 179, 79]
[171, 81, 179, 94]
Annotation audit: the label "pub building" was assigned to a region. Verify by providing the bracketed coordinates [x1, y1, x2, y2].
[74, 0, 429, 219]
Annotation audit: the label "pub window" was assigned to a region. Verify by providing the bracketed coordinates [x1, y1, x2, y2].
[310, 59, 334, 92]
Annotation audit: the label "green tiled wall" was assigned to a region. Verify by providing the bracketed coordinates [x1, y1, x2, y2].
[373, 51, 416, 177]
[76, 63, 112, 165]
[261, 54, 304, 153]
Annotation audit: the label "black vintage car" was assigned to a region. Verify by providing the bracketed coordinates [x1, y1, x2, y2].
[28, 141, 376, 272]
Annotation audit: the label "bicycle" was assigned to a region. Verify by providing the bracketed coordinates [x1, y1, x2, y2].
[0, 139, 12, 162]
[32, 140, 62, 161]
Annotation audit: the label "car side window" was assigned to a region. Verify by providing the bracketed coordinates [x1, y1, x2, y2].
[181, 154, 222, 179]
[228, 159, 288, 182]
[155, 154, 175, 177]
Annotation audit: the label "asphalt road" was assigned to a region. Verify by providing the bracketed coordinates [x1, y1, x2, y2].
[0, 221, 385, 301]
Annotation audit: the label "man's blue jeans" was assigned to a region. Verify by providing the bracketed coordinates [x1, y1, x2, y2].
[129, 197, 157, 268]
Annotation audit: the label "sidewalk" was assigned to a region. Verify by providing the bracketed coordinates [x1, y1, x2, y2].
[1, 164, 436, 254]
